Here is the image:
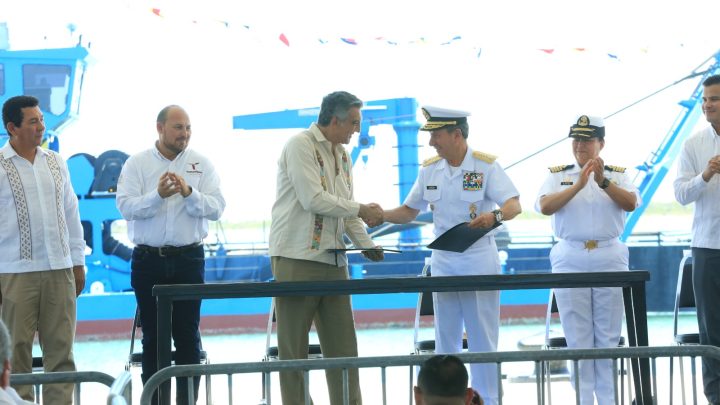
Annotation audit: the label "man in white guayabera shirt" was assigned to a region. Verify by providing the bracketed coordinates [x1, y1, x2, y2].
[0, 95, 86, 405]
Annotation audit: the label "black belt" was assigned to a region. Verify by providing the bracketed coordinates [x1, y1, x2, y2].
[135, 243, 202, 257]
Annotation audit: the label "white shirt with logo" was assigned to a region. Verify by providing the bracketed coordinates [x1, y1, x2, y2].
[116, 146, 225, 247]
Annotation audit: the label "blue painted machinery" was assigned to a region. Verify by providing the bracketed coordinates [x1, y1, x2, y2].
[0, 45, 88, 151]
[68, 151, 132, 293]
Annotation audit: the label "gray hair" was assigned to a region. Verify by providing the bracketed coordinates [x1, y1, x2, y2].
[317, 91, 363, 126]
[454, 122, 470, 139]
[0, 321, 11, 366]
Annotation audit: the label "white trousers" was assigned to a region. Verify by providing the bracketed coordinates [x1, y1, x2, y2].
[550, 240, 627, 405]
[430, 238, 501, 405]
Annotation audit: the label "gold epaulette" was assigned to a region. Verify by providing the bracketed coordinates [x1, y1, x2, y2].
[548, 164, 574, 173]
[422, 156, 442, 167]
[472, 151, 497, 164]
[604, 165, 626, 173]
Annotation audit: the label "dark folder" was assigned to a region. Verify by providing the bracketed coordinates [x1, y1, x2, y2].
[427, 221, 502, 253]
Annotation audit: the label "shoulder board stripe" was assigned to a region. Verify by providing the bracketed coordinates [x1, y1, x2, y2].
[422, 156, 442, 167]
[472, 151, 497, 164]
[548, 164, 574, 173]
[604, 165, 626, 173]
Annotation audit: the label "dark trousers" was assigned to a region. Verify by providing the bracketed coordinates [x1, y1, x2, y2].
[692, 247, 720, 404]
[131, 245, 205, 405]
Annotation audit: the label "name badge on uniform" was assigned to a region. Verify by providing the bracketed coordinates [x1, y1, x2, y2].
[561, 178, 573, 186]
[426, 185, 438, 190]
[463, 172, 483, 191]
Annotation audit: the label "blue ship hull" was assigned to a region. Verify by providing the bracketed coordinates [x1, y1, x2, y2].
[76, 242, 688, 339]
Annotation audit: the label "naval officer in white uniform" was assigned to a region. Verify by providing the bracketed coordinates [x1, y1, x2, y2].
[383, 106, 521, 405]
[536, 115, 640, 405]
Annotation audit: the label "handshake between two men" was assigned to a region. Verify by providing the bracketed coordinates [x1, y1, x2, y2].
[357, 202, 385, 262]
[359, 202, 384, 227]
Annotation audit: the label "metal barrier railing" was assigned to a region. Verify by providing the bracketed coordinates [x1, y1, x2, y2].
[10, 370, 115, 404]
[137, 345, 720, 405]
[153, 271, 653, 405]
[107, 371, 132, 405]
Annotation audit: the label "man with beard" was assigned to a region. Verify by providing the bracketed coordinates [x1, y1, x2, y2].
[116, 105, 225, 405]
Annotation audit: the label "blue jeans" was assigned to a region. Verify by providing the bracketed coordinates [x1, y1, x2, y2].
[131, 245, 204, 405]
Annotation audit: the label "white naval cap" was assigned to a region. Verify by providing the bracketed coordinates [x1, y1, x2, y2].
[420, 105, 471, 131]
[569, 114, 605, 139]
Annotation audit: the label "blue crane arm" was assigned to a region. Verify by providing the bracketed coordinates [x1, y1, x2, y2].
[622, 49, 720, 241]
[233, 97, 418, 176]
[233, 98, 418, 167]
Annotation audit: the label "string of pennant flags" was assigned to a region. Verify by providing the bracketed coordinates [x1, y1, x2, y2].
[149, 7, 663, 60]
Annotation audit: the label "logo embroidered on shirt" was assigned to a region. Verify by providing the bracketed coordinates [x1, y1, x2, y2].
[187, 162, 202, 174]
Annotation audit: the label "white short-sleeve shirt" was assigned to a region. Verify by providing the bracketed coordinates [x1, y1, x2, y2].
[404, 148, 519, 275]
[534, 163, 640, 241]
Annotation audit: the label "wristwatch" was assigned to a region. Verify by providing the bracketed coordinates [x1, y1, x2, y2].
[492, 209, 504, 224]
[600, 178, 611, 190]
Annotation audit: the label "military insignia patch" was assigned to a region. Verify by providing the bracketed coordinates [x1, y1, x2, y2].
[423, 156, 442, 167]
[463, 172, 483, 190]
[469, 203, 477, 219]
[604, 165, 626, 173]
[549, 164, 574, 173]
[472, 151, 497, 164]
[577, 115, 590, 126]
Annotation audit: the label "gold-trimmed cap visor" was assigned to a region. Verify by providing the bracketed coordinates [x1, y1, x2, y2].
[568, 114, 605, 138]
[420, 119, 465, 131]
[420, 105, 471, 131]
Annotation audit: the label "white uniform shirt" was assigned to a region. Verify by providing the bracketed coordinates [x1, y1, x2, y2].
[404, 148, 519, 276]
[269, 124, 374, 267]
[674, 126, 720, 249]
[116, 146, 225, 247]
[534, 163, 640, 241]
[0, 144, 85, 274]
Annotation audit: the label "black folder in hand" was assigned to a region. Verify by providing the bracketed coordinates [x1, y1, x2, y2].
[427, 221, 502, 253]
[327, 247, 403, 253]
